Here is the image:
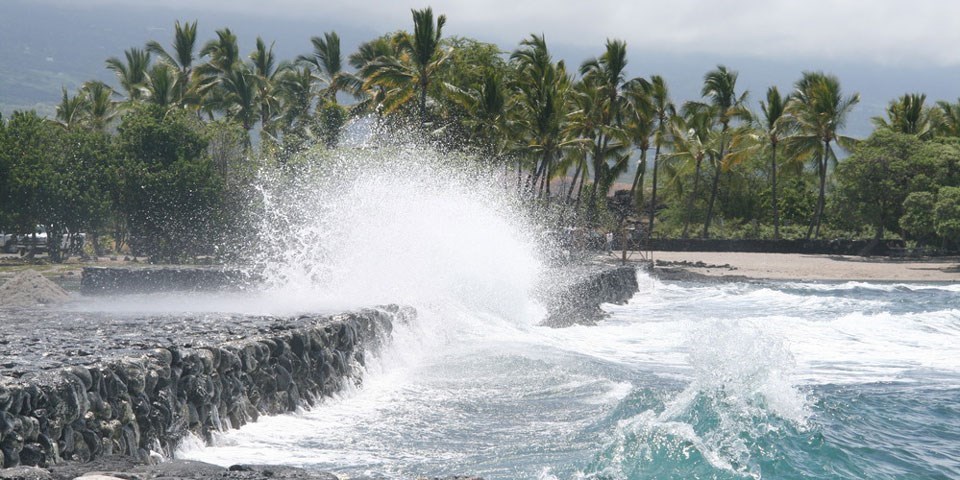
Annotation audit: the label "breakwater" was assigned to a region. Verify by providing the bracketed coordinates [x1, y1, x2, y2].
[0, 305, 408, 468]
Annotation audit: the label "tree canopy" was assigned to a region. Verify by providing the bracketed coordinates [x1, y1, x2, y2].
[5, 12, 960, 262]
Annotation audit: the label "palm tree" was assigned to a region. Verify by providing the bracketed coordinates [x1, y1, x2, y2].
[250, 37, 289, 142]
[758, 86, 791, 240]
[624, 79, 654, 212]
[362, 8, 451, 126]
[142, 63, 180, 108]
[570, 75, 638, 206]
[197, 27, 241, 114]
[786, 71, 860, 240]
[347, 36, 396, 115]
[54, 87, 88, 130]
[646, 75, 675, 238]
[696, 65, 749, 238]
[443, 70, 509, 158]
[276, 66, 315, 137]
[872, 93, 940, 139]
[220, 65, 259, 132]
[105, 47, 151, 101]
[510, 34, 574, 199]
[406, 7, 448, 125]
[666, 106, 715, 239]
[936, 100, 960, 137]
[195, 27, 264, 141]
[566, 77, 605, 202]
[80, 81, 117, 132]
[146, 20, 199, 105]
[198, 28, 241, 78]
[349, 36, 396, 71]
[298, 31, 353, 103]
[579, 39, 638, 220]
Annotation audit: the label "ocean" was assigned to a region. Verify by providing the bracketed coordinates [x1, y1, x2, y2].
[166, 148, 960, 479]
[178, 273, 960, 479]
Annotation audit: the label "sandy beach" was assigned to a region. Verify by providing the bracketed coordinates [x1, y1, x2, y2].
[611, 250, 960, 283]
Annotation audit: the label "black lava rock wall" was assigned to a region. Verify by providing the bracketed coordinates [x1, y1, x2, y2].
[0, 306, 410, 468]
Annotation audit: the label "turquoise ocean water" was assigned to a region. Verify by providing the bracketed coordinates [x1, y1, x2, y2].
[179, 272, 960, 479]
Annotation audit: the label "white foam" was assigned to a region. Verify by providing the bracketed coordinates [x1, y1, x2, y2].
[780, 280, 960, 293]
[605, 273, 960, 385]
[251, 148, 547, 328]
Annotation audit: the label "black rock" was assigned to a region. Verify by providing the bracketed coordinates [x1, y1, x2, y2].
[0, 466, 51, 480]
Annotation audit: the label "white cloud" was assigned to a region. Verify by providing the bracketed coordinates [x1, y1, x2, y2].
[34, 0, 960, 66]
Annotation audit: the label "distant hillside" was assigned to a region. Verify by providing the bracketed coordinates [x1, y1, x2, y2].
[0, 1, 381, 118]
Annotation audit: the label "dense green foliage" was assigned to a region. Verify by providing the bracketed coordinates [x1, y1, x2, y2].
[2, 8, 960, 262]
[116, 105, 225, 262]
[834, 131, 960, 246]
[934, 187, 960, 249]
[0, 104, 240, 263]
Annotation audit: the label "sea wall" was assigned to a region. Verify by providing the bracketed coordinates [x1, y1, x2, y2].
[0, 306, 410, 468]
[80, 266, 641, 329]
[80, 267, 262, 295]
[637, 238, 905, 256]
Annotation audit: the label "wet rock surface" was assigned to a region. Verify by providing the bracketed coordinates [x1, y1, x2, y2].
[539, 265, 639, 327]
[654, 259, 737, 271]
[649, 259, 753, 283]
[0, 303, 411, 470]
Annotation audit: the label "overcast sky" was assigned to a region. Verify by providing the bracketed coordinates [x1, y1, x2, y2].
[36, 0, 960, 67]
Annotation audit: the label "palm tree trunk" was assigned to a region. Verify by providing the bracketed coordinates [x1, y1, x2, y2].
[814, 155, 827, 239]
[91, 232, 103, 258]
[575, 164, 587, 210]
[648, 143, 662, 238]
[531, 151, 550, 197]
[525, 162, 538, 196]
[544, 159, 552, 200]
[630, 149, 648, 211]
[419, 77, 428, 127]
[703, 156, 722, 239]
[538, 162, 547, 198]
[587, 136, 604, 221]
[859, 223, 885, 256]
[703, 133, 728, 239]
[590, 160, 603, 221]
[807, 142, 830, 240]
[567, 162, 582, 202]
[682, 157, 703, 239]
[771, 141, 780, 240]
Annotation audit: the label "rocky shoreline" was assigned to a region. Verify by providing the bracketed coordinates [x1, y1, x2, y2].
[539, 264, 639, 327]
